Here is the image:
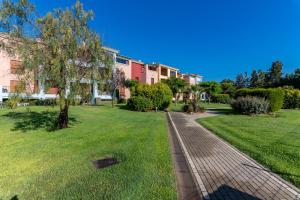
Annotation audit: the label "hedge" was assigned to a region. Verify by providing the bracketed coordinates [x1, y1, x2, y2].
[211, 94, 231, 104]
[283, 89, 300, 109]
[127, 96, 153, 112]
[235, 88, 284, 112]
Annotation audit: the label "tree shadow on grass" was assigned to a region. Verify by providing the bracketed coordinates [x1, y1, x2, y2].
[3, 111, 78, 132]
[206, 108, 236, 115]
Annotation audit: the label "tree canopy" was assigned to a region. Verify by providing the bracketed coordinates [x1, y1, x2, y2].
[0, 0, 112, 128]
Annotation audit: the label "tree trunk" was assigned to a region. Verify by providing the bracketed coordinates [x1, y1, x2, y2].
[58, 92, 69, 129]
[58, 104, 69, 129]
[111, 89, 115, 108]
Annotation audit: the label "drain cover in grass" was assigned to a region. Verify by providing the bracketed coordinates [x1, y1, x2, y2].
[92, 157, 118, 169]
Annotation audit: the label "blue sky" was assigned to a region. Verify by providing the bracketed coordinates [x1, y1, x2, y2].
[31, 0, 300, 81]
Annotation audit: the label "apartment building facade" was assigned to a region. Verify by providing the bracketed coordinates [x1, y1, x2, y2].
[0, 46, 203, 102]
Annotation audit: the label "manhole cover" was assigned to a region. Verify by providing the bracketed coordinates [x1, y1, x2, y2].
[92, 157, 118, 169]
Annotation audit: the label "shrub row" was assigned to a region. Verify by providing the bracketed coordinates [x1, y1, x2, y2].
[235, 88, 284, 112]
[231, 96, 269, 115]
[283, 89, 300, 109]
[127, 83, 172, 112]
[211, 94, 231, 104]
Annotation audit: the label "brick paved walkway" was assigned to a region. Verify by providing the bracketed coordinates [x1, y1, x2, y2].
[168, 112, 300, 200]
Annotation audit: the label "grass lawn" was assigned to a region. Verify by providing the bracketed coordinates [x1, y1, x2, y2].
[197, 110, 300, 188]
[0, 105, 176, 199]
[169, 102, 231, 112]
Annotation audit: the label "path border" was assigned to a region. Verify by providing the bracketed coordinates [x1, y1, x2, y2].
[167, 112, 209, 199]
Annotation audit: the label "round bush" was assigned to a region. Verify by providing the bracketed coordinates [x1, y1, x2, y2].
[231, 96, 269, 115]
[211, 94, 231, 104]
[235, 88, 284, 112]
[127, 96, 153, 112]
[151, 83, 172, 110]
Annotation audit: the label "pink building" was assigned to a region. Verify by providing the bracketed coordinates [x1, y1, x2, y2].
[0, 41, 203, 102]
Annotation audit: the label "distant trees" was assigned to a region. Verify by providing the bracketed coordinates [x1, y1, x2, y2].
[235, 72, 249, 89]
[282, 68, 300, 89]
[265, 61, 283, 87]
[199, 81, 221, 102]
[220, 79, 236, 97]
[233, 60, 287, 89]
[250, 70, 265, 88]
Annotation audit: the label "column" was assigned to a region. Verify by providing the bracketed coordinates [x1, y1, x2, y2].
[38, 80, 45, 99]
[91, 80, 98, 105]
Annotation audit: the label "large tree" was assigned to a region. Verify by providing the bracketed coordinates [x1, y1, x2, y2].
[265, 61, 283, 87]
[0, 0, 112, 128]
[163, 77, 186, 104]
[220, 79, 236, 97]
[199, 81, 221, 102]
[235, 72, 250, 89]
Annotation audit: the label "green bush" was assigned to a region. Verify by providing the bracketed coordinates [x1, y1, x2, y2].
[231, 96, 269, 115]
[183, 101, 205, 113]
[151, 83, 172, 110]
[235, 88, 284, 112]
[127, 96, 153, 112]
[128, 83, 172, 111]
[7, 94, 21, 109]
[35, 99, 58, 106]
[283, 89, 300, 109]
[211, 94, 231, 104]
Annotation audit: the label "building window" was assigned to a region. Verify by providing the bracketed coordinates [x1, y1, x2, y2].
[10, 80, 23, 92]
[170, 71, 176, 77]
[116, 57, 129, 65]
[151, 78, 155, 85]
[148, 66, 157, 71]
[10, 60, 23, 74]
[161, 68, 168, 76]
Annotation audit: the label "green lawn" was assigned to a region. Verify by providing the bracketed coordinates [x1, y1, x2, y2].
[198, 110, 300, 188]
[0, 106, 176, 200]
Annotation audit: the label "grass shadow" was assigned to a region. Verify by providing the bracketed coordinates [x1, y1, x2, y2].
[3, 110, 78, 132]
[206, 108, 235, 115]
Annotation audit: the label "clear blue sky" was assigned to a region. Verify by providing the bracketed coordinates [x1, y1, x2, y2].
[31, 0, 300, 81]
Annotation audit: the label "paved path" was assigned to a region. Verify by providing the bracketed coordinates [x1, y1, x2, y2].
[168, 112, 300, 200]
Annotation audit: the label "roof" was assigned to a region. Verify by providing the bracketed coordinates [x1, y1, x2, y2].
[102, 46, 119, 54]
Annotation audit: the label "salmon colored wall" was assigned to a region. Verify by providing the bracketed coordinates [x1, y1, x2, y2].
[116, 61, 131, 99]
[0, 51, 35, 93]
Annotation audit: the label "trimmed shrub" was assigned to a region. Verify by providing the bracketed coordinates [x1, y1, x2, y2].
[235, 88, 284, 112]
[128, 83, 172, 111]
[283, 89, 300, 109]
[127, 96, 153, 112]
[231, 96, 269, 115]
[211, 94, 231, 104]
[151, 83, 173, 110]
